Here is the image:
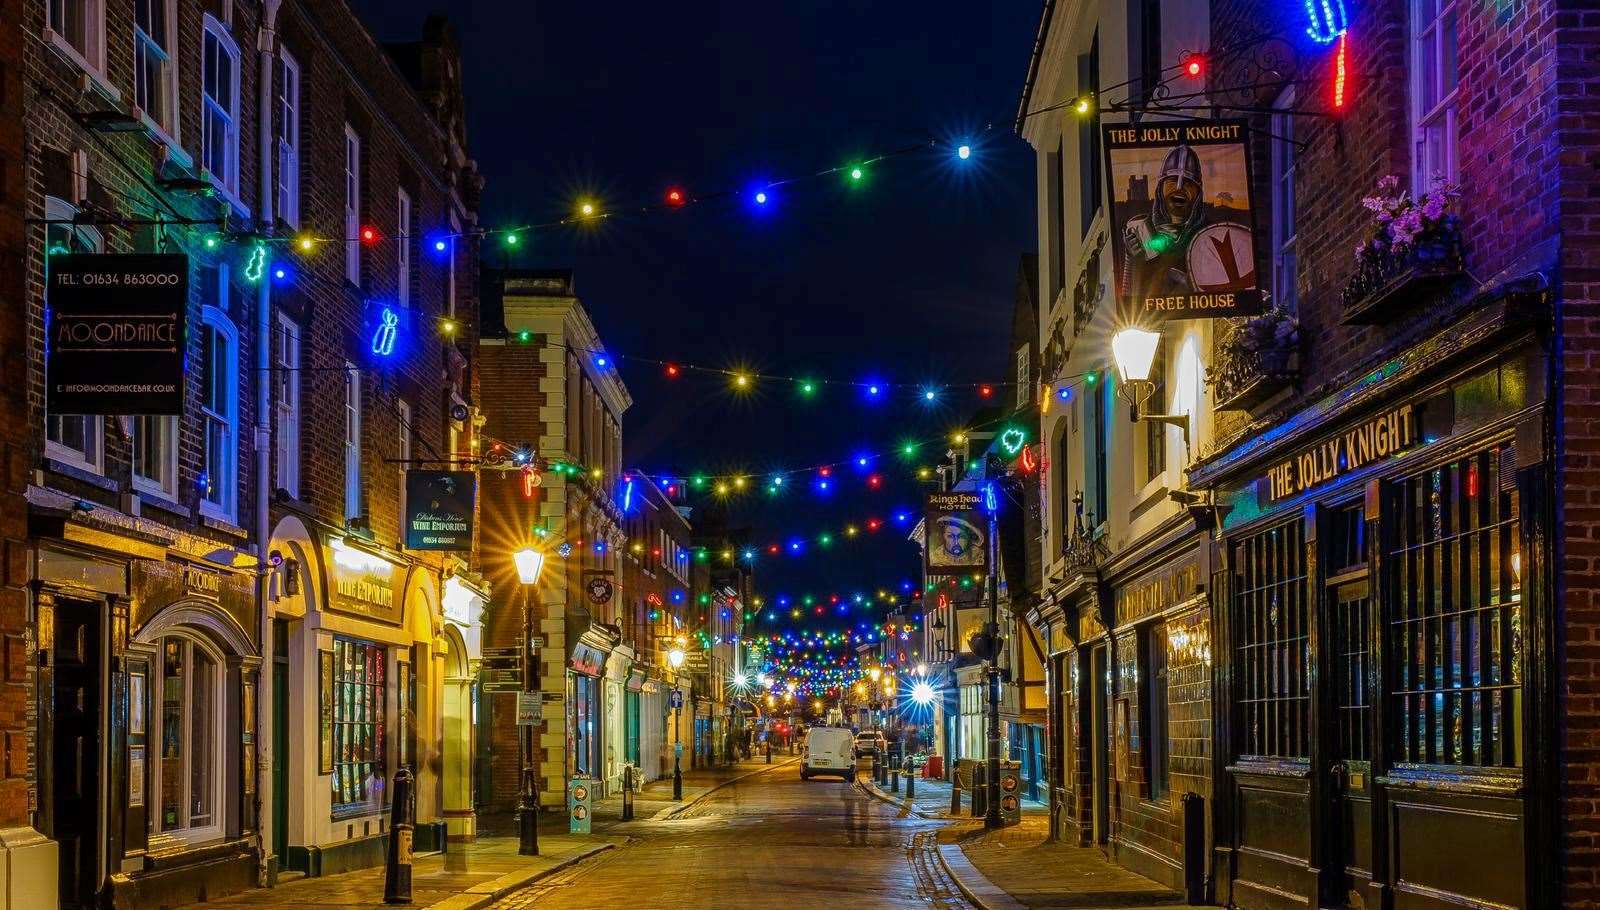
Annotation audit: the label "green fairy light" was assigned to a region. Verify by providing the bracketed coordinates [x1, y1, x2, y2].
[243, 244, 267, 283]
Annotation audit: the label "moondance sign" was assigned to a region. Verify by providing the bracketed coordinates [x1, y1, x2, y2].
[47, 254, 188, 415]
[1262, 403, 1419, 502]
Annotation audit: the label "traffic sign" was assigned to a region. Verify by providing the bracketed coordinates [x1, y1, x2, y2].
[670, 689, 684, 710]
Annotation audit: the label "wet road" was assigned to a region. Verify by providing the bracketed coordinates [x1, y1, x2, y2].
[488, 764, 974, 909]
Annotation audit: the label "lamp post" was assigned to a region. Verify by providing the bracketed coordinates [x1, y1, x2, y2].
[512, 547, 546, 856]
[982, 482, 1003, 831]
[668, 645, 686, 800]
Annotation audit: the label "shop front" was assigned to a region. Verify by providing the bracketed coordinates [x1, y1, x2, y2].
[440, 572, 487, 841]
[269, 520, 445, 878]
[567, 640, 609, 785]
[637, 676, 666, 782]
[1191, 302, 1552, 910]
[30, 495, 261, 910]
[600, 644, 633, 797]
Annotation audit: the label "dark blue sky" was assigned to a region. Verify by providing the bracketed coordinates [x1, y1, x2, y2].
[354, 1, 1041, 620]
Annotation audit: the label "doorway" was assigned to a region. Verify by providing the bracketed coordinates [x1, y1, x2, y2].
[53, 597, 102, 909]
[1090, 643, 1110, 846]
[1323, 578, 1374, 906]
[271, 619, 289, 863]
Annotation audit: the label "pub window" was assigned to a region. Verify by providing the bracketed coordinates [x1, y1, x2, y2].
[46, 0, 106, 76]
[273, 314, 301, 497]
[344, 124, 362, 285]
[1085, 377, 1109, 527]
[1047, 140, 1065, 300]
[1077, 30, 1102, 236]
[1387, 447, 1521, 767]
[275, 49, 301, 228]
[44, 195, 105, 474]
[396, 187, 412, 308]
[131, 416, 179, 498]
[1411, 0, 1460, 189]
[1144, 622, 1170, 800]
[1269, 86, 1298, 314]
[201, 16, 240, 194]
[155, 634, 225, 840]
[344, 363, 362, 519]
[1141, 345, 1167, 487]
[134, 0, 177, 137]
[1233, 520, 1310, 759]
[332, 638, 387, 813]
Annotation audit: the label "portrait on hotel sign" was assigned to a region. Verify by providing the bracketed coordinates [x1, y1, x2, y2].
[1102, 118, 1263, 321]
[925, 492, 987, 575]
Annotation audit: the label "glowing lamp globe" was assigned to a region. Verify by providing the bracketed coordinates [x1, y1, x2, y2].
[512, 548, 545, 585]
[1111, 327, 1163, 383]
[667, 647, 686, 669]
[912, 682, 935, 705]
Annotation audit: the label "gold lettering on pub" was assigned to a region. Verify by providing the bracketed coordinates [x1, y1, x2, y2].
[1265, 404, 1417, 501]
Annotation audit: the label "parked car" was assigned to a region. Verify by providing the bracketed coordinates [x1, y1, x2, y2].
[853, 730, 885, 759]
[801, 726, 857, 781]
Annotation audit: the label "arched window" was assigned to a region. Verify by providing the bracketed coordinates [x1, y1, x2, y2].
[154, 632, 226, 840]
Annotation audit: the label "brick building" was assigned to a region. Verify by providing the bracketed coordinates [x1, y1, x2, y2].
[13, 1, 483, 905]
[478, 269, 633, 810]
[1018, 0, 1596, 905]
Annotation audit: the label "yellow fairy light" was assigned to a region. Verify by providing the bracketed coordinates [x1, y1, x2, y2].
[590, 467, 602, 480]
[733, 476, 747, 490]
[845, 525, 858, 537]
[734, 373, 751, 389]
[440, 319, 457, 335]
[951, 432, 967, 445]
[917, 467, 933, 480]
[715, 481, 730, 495]
[297, 235, 315, 252]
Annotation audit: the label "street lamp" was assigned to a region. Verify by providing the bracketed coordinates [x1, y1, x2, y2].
[1111, 327, 1190, 446]
[668, 646, 686, 800]
[512, 547, 545, 856]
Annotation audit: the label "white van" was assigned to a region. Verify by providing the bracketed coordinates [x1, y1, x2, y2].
[801, 726, 857, 781]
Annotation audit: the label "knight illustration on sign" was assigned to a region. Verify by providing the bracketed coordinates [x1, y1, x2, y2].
[1119, 144, 1255, 306]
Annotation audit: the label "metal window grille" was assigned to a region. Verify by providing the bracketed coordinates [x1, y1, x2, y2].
[1331, 582, 1372, 761]
[1233, 520, 1310, 759]
[1387, 447, 1521, 767]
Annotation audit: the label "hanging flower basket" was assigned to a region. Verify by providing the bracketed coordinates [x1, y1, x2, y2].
[1341, 175, 1465, 324]
[1211, 307, 1301, 412]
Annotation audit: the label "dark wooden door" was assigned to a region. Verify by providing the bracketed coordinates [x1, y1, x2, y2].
[1091, 644, 1110, 845]
[53, 598, 102, 909]
[1325, 578, 1375, 906]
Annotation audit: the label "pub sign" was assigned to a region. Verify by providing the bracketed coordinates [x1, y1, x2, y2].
[1102, 119, 1263, 321]
[47, 253, 188, 414]
[924, 492, 987, 576]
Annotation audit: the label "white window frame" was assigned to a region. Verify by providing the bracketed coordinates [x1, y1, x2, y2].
[396, 188, 411, 308]
[344, 363, 362, 520]
[150, 633, 227, 846]
[44, 194, 105, 474]
[199, 293, 239, 523]
[344, 125, 362, 286]
[46, 0, 109, 85]
[201, 15, 241, 196]
[276, 50, 301, 229]
[273, 313, 301, 498]
[395, 398, 412, 545]
[1269, 86, 1298, 314]
[133, 0, 178, 141]
[1410, 0, 1459, 191]
[131, 415, 179, 499]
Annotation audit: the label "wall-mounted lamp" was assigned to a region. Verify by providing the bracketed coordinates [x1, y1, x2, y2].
[1111, 327, 1192, 447]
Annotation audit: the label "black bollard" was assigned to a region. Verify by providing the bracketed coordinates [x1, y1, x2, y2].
[951, 782, 962, 815]
[384, 767, 415, 904]
[892, 766, 901, 793]
[622, 765, 635, 821]
[907, 764, 916, 798]
[766, 741, 772, 764]
[971, 766, 988, 818]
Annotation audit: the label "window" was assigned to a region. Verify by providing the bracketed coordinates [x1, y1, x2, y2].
[1047, 141, 1065, 301]
[344, 125, 362, 285]
[1233, 520, 1310, 759]
[1130, 0, 1160, 103]
[155, 635, 224, 838]
[344, 363, 362, 519]
[1144, 623, 1169, 799]
[1387, 447, 1521, 767]
[134, 0, 176, 135]
[132, 416, 178, 497]
[1411, 0, 1459, 189]
[446, 213, 459, 317]
[273, 314, 300, 497]
[47, 0, 105, 74]
[44, 195, 104, 473]
[1142, 345, 1167, 487]
[331, 638, 386, 812]
[200, 296, 238, 521]
[276, 50, 300, 228]
[396, 188, 412, 307]
[201, 17, 239, 193]
[1084, 377, 1108, 526]
[395, 398, 411, 543]
[1077, 31, 1102, 236]
[1269, 87, 1298, 313]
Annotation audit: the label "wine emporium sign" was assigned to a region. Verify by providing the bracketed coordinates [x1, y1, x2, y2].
[47, 254, 187, 415]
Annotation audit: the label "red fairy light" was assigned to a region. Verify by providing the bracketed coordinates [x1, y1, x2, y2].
[1334, 34, 1349, 109]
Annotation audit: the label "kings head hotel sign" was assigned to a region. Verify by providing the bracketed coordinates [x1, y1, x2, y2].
[48, 254, 188, 415]
[405, 471, 476, 551]
[1102, 119, 1263, 321]
[1262, 403, 1419, 503]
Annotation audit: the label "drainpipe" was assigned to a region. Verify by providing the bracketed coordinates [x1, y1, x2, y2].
[254, 0, 283, 887]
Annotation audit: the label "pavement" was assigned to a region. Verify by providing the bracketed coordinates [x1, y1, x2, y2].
[174, 753, 1202, 910]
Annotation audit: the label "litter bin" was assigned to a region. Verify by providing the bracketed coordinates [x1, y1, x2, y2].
[924, 754, 944, 779]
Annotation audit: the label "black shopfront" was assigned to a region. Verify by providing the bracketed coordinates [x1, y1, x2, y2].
[1191, 299, 1554, 910]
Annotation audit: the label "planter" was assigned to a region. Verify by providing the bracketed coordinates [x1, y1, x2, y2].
[1213, 349, 1299, 412]
[1341, 238, 1464, 324]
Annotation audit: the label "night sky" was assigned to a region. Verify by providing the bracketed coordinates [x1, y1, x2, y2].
[353, 1, 1041, 625]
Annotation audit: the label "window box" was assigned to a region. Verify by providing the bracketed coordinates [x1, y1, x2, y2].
[1214, 348, 1299, 412]
[1341, 236, 1464, 325]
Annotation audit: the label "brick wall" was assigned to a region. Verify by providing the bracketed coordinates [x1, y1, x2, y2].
[0, 0, 33, 829]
